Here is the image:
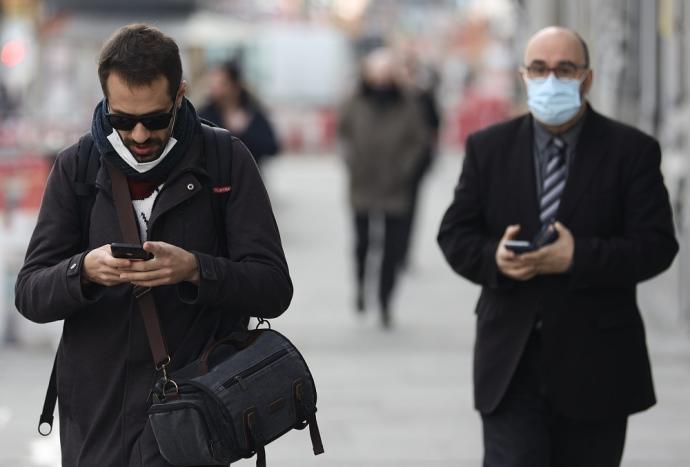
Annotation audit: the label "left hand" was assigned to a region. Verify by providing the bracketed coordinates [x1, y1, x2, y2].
[118, 241, 200, 287]
[520, 222, 574, 275]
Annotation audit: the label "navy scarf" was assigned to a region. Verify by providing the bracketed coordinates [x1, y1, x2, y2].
[90, 97, 201, 182]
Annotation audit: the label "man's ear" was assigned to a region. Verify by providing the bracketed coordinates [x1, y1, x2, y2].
[581, 69, 593, 97]
[176, 80, 188, 108]
[518, 69, 529, 96]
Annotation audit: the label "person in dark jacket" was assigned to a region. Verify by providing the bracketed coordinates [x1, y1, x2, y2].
[437, 27, 678, 467]
[14, 24, 292, 467]
[199, 60, 280, 167]
[339, 48, 429, 328]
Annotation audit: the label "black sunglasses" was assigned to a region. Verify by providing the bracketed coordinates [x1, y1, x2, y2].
[106, 102, 176, 131]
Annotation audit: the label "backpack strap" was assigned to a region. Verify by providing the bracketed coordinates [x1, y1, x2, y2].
[73, 133, 101, 247]
[39, 135, 101, 437]
[201, 124, 234, 257]
[38, 354, 57, 436]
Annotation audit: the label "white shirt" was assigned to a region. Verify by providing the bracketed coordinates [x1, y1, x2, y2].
[131, 185, 163, 240]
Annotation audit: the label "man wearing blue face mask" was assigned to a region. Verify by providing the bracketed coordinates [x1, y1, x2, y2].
[438, 27, 678, 467]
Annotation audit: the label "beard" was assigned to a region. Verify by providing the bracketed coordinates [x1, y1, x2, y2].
[123, 136, 167, 163]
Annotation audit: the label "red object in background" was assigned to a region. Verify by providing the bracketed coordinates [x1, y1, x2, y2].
[1, 39, 27, 68]
[0, 156, 51, 211]
[456, 90, 511, 146]
[318, 107, 337, 150]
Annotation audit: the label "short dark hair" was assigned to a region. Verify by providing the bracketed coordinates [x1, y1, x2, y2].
[221, 60, 243, 84]
[98, 24, 182, 100]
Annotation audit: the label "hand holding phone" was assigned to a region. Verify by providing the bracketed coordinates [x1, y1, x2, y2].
[504, 224, 559, 255]
[110, 242, 153, 261]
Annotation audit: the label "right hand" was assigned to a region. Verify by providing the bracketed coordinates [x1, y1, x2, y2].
[495, 225, 538, 281]
[82, 244, 136, 286]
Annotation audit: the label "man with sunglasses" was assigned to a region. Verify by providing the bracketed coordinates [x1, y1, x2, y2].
[15, 24, 292, 466]
[438, 26, 678, 466]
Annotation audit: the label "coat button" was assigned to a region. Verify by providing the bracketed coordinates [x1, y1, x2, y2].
[187, 183, 194, 191]
[69, 263, 77, 270]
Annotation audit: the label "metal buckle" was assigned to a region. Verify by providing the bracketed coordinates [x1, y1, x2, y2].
[163, 379, 179, 395]
[255, 318, 272, 330]
[134, 286, 151, 298]
[151, 355, 178, 402]
[151, 375, 179, 403]
[155, 355, 172, 380]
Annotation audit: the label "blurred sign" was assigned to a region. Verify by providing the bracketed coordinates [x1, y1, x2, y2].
[49, 0, 196, 14]
[0, 156, 50, 212]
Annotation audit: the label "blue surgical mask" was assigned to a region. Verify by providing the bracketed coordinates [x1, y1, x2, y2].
[526, 74, 584, 126]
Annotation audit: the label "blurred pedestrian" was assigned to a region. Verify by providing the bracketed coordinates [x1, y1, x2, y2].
[438, 27, 678, 467]
[339, 48, 429, 328]
[15, 24, 292, 466]
[199, 60, 280, 167]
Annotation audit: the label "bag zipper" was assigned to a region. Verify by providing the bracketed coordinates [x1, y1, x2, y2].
[222, 348, 289, 389]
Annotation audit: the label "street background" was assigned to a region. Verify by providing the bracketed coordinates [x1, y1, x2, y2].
[2, 0, 690, 466]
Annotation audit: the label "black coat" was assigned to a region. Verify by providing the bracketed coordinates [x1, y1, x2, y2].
[438, 106, 678, 420]
[199, 103, 280, 166]
[15, 131, 293, 466]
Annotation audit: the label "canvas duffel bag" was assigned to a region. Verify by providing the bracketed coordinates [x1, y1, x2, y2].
[148, 328, 324, 467]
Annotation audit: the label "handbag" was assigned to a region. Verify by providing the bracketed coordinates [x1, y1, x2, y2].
[148, 327, 323, 466]
[107, 159, 324, 466]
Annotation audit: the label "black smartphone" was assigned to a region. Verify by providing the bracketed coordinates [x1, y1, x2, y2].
[504, 240, 535, 254]
[110, 242, 153, 260]
[533, 223, 559, 248]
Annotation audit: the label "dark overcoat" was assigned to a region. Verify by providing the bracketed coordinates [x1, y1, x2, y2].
[15, 130, 293, 466]
[438, 107, 678, 420]
[339, 90, 430, 215]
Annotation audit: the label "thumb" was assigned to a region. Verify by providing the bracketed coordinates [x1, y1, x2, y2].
[503, 224, 521, 241]
[142, 241, 162, 255]
[553, 221, 568, 234]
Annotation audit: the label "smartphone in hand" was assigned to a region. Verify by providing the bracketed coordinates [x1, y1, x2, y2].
[110, 242, 153, 260]
[533, 223, 559, 248]
[504, 240, 535, 254]
[504, 224, 559, 255]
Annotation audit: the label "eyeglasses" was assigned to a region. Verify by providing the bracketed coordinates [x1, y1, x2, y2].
[523, 61, 588, 80]
[106, 102, 176, 131]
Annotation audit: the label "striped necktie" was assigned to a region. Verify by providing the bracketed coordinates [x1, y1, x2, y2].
[539, 137, 567, 225]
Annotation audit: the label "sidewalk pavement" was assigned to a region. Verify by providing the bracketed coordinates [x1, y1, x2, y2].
[1, 152, 689, 466]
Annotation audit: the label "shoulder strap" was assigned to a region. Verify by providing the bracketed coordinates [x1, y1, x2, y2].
[201, 124, 234, 257]
[107, 159, 171, 369]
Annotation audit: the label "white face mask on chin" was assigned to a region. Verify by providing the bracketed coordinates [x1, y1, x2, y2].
[107, 130, 178, 174]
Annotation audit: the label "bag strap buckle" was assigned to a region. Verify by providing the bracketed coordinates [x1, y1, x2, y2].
[255, 318, 271, 330]
[134, 285, 151, 298]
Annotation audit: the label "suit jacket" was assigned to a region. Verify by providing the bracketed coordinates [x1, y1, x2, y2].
[437, 106, 678, 420]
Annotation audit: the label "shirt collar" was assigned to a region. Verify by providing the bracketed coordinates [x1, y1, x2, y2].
[533, 112, 587, 153]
